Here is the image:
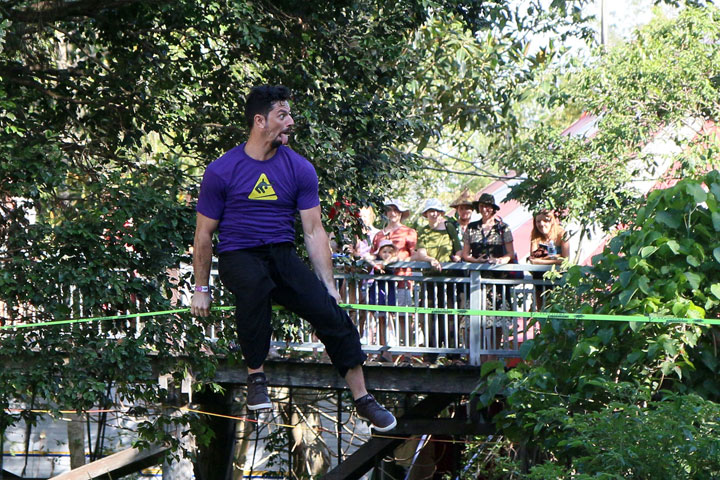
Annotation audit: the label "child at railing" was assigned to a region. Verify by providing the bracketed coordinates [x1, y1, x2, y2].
[366, 239, 399, 360]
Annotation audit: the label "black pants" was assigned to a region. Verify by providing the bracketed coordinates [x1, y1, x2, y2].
[218, 243, 366, 377]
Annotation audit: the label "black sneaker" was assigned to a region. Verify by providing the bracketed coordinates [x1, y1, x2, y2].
[354, 394, 397, 432]
[247, 373, 272, 411]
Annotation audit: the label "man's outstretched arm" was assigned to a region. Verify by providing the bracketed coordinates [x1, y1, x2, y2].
[191, 212, 219, 317]
[300, 205, 339, 302]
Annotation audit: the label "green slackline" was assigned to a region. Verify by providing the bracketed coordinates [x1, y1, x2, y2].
[340, 304, 720, 325]
[0, 303, 717, 330]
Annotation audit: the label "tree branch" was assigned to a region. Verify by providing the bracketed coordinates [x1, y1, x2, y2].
[7, 0, 167, 23]
[5, 76, 90, 104]
[419, 164, 514, 179]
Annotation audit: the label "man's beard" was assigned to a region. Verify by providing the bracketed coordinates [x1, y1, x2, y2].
[270, 129, 292, 149]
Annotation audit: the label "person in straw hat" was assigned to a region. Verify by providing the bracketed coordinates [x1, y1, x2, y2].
[448, 190, 475, 258]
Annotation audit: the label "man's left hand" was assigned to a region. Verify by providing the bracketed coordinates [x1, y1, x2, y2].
[326, 284, 342, 303]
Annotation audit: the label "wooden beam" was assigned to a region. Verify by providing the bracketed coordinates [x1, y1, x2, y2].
[48, 444, 167, 480]
[391, 418, 494, 436]
[193, 386, 236, 480]
[214, 359, 482, 395]
[2, 355, 481, 395]
[322, 394, 456, 480]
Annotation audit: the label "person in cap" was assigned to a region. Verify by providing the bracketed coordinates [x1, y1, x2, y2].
[191, 85, 396, 431]
[370, 239, 400, 272]
[410, 198, 463, 362]
[363, 238, 400, 360]
[368, 239, 399, 350]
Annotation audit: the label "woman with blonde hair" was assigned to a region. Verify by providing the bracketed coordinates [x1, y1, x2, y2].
[528, 210, 570, 310]
[528, 210, 570, 265]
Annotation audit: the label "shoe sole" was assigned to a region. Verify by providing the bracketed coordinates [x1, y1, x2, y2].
[357, 415, 397, 432]
[247, 402, 273, 411]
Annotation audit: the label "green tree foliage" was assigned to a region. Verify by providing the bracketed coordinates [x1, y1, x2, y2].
[504, 5, 720, 230]
[476, 171, 720, 474]
[389, 1, 596, 204]
[0, 0, 603, 453]
[469, 7, 720, 475]
[459, 391, 720, 479]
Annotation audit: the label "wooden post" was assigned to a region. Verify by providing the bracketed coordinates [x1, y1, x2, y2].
[469, 270, 482, 365]
[162, 414, 195, 480]
[193, 385, 236, 480]
[162, 381, 194, 480]
[288, 386, 293, 476]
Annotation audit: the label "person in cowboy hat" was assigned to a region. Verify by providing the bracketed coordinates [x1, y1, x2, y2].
[448, 191, 475, 258]
[461, 193, 515, 266]
[461, 192, 517, 349]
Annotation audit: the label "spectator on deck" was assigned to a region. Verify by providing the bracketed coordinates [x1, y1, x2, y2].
[528, 210, 570, 309]
[461, 193, 514, 267]
[341, 206, 380, 341]
[372, 199, 416, 306]
[366, 239, 399, 358]
[411, 198, 462, 362]
[411, 198, 460, 265]
[528, 210, 570, 266]
[372, 198, 417, 348]
[448, 191, 474, 258]
[351, 206, 380, 260]
[461, 193, 516, 350]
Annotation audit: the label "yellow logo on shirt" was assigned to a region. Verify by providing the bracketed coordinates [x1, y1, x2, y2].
[248, 173, 277, 200]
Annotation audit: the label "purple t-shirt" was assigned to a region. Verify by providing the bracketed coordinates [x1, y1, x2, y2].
[196, 143, 320, 252]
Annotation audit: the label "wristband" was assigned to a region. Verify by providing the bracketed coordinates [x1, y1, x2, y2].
[195, 285, 210, 293]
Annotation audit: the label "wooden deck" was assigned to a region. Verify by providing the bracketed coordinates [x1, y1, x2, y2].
[214, 357, 484, 395]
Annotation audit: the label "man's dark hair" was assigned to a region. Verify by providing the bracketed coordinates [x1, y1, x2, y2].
[244, 85, 291, 130]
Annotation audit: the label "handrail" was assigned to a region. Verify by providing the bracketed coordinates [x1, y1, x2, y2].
[334, 259, 558, 273]
[329, 261, 559, 365]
